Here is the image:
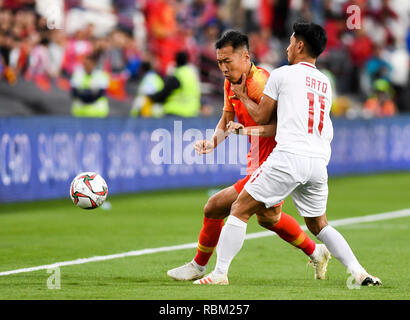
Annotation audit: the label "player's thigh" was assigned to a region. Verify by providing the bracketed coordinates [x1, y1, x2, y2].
[204, 185, 239, 219]
[291, 158, 328, 219]
[230, 188, 266, 223]
[244, 151, 299, 208]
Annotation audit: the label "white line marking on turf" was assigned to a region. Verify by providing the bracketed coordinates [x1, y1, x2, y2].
[1, 208, 410, 276]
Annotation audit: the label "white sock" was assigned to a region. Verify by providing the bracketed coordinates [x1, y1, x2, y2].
[317, 225, 366, 277]
[191, 259, 206, 272]
[214, 215, 247, 275]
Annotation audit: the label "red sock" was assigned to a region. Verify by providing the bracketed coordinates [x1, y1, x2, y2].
[194, 217, 224, 266]
[268, 212, 316, 256]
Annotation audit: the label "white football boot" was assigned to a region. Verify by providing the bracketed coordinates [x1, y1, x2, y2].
[193, 272, 229, 285]
[167, 261, 206, 281]
[308, 243, 331, 279]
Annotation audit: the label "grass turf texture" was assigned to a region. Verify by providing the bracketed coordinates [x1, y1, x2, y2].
[0, 172, 409, 300]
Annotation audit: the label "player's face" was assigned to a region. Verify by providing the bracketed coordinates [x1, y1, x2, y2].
[287, 33, 298, 65]
[216, 45, 250, 83]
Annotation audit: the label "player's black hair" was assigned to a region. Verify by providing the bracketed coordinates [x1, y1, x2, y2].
[215, 30, 249, 51]
[292, 21, 327, 58]
[176, 51, 188, 67]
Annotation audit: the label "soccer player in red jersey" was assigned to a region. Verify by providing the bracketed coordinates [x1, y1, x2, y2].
[167, 30, 330, 281]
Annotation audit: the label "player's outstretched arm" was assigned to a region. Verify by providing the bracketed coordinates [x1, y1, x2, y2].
[227, 113, 277, 137]
[194, 110, 235, 154]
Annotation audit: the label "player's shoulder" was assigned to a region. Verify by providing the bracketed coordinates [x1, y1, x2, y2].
[266, 64, 290, 84]
[315, 68, 331, 82]
[270, 64, 291, 76]
[248, 64, 271, 89]
[253, 65, 270, 78]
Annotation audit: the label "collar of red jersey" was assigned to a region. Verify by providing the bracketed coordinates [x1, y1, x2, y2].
[298, 62, 317, 69]
[247, 63, 257, 79]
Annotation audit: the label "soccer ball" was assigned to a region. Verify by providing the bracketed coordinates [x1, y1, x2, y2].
[70, 172, 108, 209]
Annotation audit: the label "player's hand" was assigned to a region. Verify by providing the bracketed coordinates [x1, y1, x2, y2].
[193, 140, 215, 154]
[231, 73, 247, 101]
[226, 121, 244, 135]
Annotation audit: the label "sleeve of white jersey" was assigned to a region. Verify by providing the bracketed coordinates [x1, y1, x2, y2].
[263, 67, 285, 100]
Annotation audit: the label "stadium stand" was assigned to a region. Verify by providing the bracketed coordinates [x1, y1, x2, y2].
[0, 0, 409, 117]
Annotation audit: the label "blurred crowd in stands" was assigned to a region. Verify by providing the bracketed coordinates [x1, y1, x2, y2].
[0, 0, 409, 118]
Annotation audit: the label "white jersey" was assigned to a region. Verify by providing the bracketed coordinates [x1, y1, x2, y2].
[263, 62, 333, 163]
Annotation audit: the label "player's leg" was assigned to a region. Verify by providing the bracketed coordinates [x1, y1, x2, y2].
[167, 185, 238, 280]
[257, 205, 317, 258]
[304, 214, 381, 286]
[194, 185, 240, 266]
[195, 152, 299, 284]
[248, 154, 319, 259]
[194, 188, 265, 284]
[294, 157, 381, 286]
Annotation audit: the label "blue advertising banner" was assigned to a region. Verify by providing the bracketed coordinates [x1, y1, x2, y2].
[329, 116, 410, 175]
[1, 116, 410, 203]
[0, 116, 249, 203]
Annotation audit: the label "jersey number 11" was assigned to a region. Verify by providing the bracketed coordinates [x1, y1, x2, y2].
[307, 92, 325, 135]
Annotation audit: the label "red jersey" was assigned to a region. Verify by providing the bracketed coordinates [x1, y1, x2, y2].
[223, 64, 277, 175]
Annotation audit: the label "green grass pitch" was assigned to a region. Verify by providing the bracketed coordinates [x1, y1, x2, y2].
[0, 172, 409, 300]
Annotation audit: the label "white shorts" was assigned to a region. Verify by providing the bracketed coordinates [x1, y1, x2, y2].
[244, 150, 328, 217]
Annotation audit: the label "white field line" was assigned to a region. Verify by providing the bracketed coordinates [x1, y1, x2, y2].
[1, 208, 410, 276]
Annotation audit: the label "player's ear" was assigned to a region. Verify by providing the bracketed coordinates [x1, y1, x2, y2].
[297, 40, 305, 54]
[242, 48, 250, 61]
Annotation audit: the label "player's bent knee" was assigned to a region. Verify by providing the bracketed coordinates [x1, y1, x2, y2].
[257, 217, 274, 229]
[229, 198, 240, 216]
[203, 195, 229, 219]
[230, 199, 246, 220]
[256, 207, 281, 229]
[257, 216, 280, 229]
[230, 198, 256, 223]
[305, 214, 328, 236]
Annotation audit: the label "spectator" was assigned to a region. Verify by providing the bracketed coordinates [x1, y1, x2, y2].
[145, 0, 179, 75]
[347, 28, 374, 94]
[0, 0, 409, 117]
[70, 52, 110, 117]
[113, 0, 138, 34]
[147, 51, 201, 117]
[364, 45, 391, 95]
[242, 0, 259, 33]
[26, 36, 56, 79]
[61, 26, 93, 77]
[387, 40, 410, 113]
[198, 21, 223, 97]
[130, 60, 164, 117]
[364, 78, 396, 117]
[48, 30, 66, 77]
[0, 31, 17, 84]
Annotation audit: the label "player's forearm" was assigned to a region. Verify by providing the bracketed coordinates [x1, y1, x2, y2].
[239, 124, 276, 137]
[240, 95, 270, 125]
[212, 117, 230, 148]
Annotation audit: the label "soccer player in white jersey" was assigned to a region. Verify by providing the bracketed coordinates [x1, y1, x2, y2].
[194, 21, 381, 286]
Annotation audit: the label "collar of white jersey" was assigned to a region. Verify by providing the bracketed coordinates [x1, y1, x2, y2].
[297, 62, 317, 69]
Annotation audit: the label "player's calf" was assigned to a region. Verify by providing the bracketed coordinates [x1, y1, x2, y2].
[263, 211, 317, 257]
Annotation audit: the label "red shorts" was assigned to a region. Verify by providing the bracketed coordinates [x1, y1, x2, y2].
[233, 175, 251, 194]
[233, 175, 284, 207]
